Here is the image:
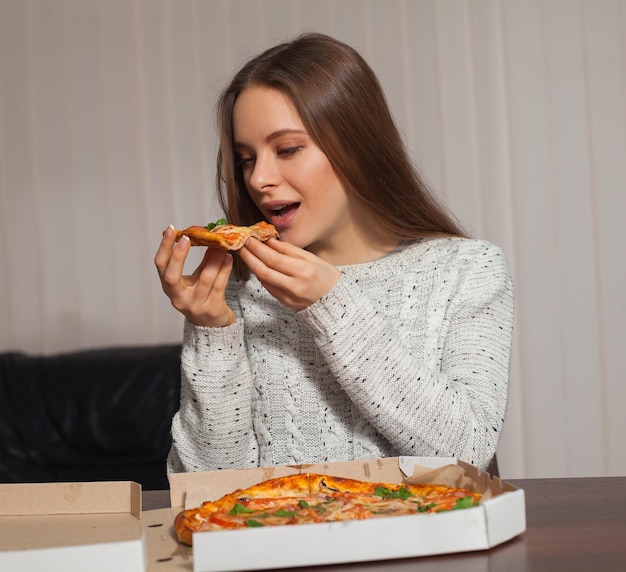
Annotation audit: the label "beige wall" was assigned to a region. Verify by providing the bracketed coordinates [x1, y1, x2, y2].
[1, 0, 625, 479]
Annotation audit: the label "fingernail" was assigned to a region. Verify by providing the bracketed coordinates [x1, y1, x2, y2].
[177, 234, 190, 248]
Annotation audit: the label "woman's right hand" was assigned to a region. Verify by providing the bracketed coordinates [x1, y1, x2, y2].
[154, 225, 236, 327]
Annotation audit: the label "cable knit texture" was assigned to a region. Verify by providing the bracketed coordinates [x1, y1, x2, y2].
[167, 237, 514, 473]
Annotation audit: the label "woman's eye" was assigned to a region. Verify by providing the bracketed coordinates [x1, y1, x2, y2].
[236, 155, 254, 168]
[277, 146, 302, 158]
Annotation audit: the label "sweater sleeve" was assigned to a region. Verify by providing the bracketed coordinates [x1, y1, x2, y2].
[296, 241, 514, 471]
[167, 318, 259, 473]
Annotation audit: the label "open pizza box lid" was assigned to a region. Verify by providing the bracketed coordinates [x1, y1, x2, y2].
[0, 481, 146, 572]
[149, 456, 525, 572]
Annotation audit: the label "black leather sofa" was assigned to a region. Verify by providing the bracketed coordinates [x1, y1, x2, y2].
[0, 344, 182, 490]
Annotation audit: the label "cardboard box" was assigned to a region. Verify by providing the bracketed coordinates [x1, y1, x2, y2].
[156, 456, 525, 572]
[0, 481, 146, 572]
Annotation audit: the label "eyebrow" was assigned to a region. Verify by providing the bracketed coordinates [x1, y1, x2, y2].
[234, 128, 308, 149]
[267, 128, 307, 142]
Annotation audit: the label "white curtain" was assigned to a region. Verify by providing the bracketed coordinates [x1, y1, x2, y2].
[1, 0, 625, 479]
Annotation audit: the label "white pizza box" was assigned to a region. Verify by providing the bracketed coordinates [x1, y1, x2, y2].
[0, 481, 146, 572]
[158, 456, 526, 572]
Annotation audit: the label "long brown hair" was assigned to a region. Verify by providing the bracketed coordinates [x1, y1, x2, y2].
[216, 33, 466, 277]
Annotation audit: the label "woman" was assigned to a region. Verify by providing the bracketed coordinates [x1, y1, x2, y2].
[155, 33, 514, 473]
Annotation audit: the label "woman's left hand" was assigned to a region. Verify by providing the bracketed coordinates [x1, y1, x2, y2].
[239, 238, 341, 311]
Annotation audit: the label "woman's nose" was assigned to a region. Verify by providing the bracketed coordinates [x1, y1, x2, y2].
[249, 153, 279, 191]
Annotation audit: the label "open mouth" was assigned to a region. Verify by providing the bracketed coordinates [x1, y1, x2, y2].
[267, 203, 300, 226]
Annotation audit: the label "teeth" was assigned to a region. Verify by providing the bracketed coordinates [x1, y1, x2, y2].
[269, 202, 299, 217]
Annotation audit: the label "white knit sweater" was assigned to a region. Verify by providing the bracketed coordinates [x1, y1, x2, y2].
[167, 237, 514, 473]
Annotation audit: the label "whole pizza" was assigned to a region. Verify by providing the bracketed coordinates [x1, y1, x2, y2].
[174, 473, 481, 545]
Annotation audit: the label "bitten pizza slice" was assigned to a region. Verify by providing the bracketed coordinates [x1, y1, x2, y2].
[173, 220, 278, 250]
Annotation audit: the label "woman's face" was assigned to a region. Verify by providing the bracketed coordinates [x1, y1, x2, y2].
[232, 85, 370, 263]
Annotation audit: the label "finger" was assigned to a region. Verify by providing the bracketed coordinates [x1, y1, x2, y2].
[154, 225, 177, 275]
[192, 247, 216, 276]
[212, 252, 233, 292]
[264, 237, 307, 256]
[241, 238, 304, 278]
[238, 241, 277, 276]
[195, 249, 229, 290]
[240, 248, 303, 295]
[186, 252, 233, 320]
[246, 237, 307, 260]
[162, 234, 191, 287]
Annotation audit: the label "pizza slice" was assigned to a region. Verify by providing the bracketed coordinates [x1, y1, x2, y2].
[173, 220, 278, 250]
[174, 473, 481, 545]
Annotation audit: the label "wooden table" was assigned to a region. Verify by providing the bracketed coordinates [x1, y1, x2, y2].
[143, 476, 626, 571]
